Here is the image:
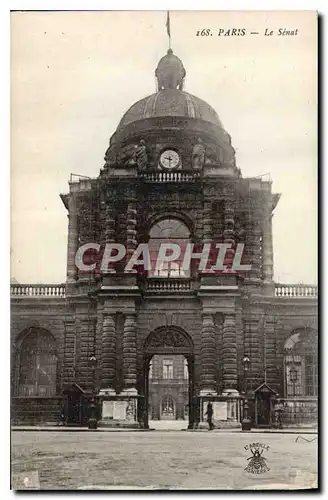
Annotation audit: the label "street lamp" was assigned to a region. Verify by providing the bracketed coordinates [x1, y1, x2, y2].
[241, 356, 251, 431]
[88, 355, 98, 430]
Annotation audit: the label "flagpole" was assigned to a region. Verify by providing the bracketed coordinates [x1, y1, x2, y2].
[166, 11, 171, 50]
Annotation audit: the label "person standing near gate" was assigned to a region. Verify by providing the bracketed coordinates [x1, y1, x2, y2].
[204, 402, 214, 430]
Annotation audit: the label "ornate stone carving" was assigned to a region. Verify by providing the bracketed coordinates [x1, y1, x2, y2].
[204, 142, 220, 166]
[191, 138, 205, 171]
[117, 143, 138, 166]
[147, 329, 190, 349]
[135, 140, 148, 171]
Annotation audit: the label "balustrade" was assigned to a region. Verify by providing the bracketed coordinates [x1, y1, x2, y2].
[274, 284, 317, 298]
[10, 282, 318, 298]
[10, 284, 66, 298]
[145, 278, 192, 292]
[140, 171, 199, 183]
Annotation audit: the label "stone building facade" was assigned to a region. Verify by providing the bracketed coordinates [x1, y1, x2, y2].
[11, 49, 318, 428]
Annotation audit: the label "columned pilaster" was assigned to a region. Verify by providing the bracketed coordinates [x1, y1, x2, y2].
[105, 204, 115, 242]
[222, 313, 238, 392]
[244, 317, 262, 390]
[245, 207, 261, 283]
[66, 194, 78, 285]
[252, 216, 262, 281]
[200, 313, 217, 395]
[63, 319, 76, 384]
[202, 201, 213, 244]
[100, 314, 116, 394]
[223, 196, 235, 266]
[262, 210, 274, 283]
[263, 315, 277, 388]
[122, 314, 137, 394]
[126, 201, 138, 270]
[104, 202, 116, 273]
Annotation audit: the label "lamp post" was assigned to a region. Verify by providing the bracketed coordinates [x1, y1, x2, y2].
[88, 355, 98, 430]
[241, 356, 251, 431]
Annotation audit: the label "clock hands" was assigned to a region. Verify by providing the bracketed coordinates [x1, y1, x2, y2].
[161, 150, 179, 169]
[164, 154, 173, 164]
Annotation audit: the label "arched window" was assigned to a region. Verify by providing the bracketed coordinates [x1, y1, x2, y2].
[148, 218, 190, 278]
[17, 328, 57, 397]
[284, 329, 318, 398]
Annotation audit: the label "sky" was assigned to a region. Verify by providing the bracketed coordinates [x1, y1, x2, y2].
[10, 10, 317, 284]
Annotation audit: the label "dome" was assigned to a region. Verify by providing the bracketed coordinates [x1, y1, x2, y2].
[117, 89, 223, 132]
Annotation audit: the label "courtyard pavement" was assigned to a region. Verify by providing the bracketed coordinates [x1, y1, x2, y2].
[11, 429, 318, 490]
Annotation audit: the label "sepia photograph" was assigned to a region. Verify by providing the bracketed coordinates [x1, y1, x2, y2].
[10, 9, 318, 490]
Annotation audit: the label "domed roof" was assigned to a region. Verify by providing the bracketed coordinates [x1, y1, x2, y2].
[117, 89, 223, 131]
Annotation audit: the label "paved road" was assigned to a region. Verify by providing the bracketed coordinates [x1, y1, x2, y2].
[11, 431, 318, 490]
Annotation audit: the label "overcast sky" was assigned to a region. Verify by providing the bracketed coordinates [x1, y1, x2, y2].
[11, 10, 317, 284]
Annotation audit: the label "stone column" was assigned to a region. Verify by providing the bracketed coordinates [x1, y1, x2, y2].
[122, 314, 137, 395]
[252, 217, 262, 281]
[99, 314, 116, 395]
[200, 313, 217, 395]
[63, 319, 76, 384]
[202, 201, 213, 244]
[263, 315, 277, 388]
[66, 194, 78, 286]
[262, 209, 274, 283]
[222, 314, 238, 394]
[244, 317, 262, 390]
[223, 196, 235, 267]
[126, 201, 138, 270]
[202, 200, 213, 273]
[104, 202, 116, 273]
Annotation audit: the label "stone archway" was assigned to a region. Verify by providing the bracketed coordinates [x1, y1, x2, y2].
[142, 326, 195, 429]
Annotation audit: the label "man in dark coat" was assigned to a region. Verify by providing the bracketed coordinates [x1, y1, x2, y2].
[204, 402, 214, 430]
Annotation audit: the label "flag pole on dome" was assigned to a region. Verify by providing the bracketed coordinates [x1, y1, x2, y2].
[166, 11, 171, 49]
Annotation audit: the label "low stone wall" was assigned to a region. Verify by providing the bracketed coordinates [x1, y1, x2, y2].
[282, 399, 318, 426]
[11, 397, 63, 425]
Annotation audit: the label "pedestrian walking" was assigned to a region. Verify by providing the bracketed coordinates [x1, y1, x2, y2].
[204, 401, 214, 430]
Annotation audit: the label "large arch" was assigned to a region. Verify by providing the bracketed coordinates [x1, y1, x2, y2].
[14, 327, 58, 397]
[283, 327, 317, 398]
[141, 326, 195, 429]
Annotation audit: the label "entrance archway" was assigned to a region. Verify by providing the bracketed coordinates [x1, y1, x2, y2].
[142, 326, 195, 429]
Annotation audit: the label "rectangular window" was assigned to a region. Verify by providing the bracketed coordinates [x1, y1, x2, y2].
[163, 360, 173, 379]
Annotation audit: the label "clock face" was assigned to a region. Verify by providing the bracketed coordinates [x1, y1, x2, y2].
[159, 150, 180, 170]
